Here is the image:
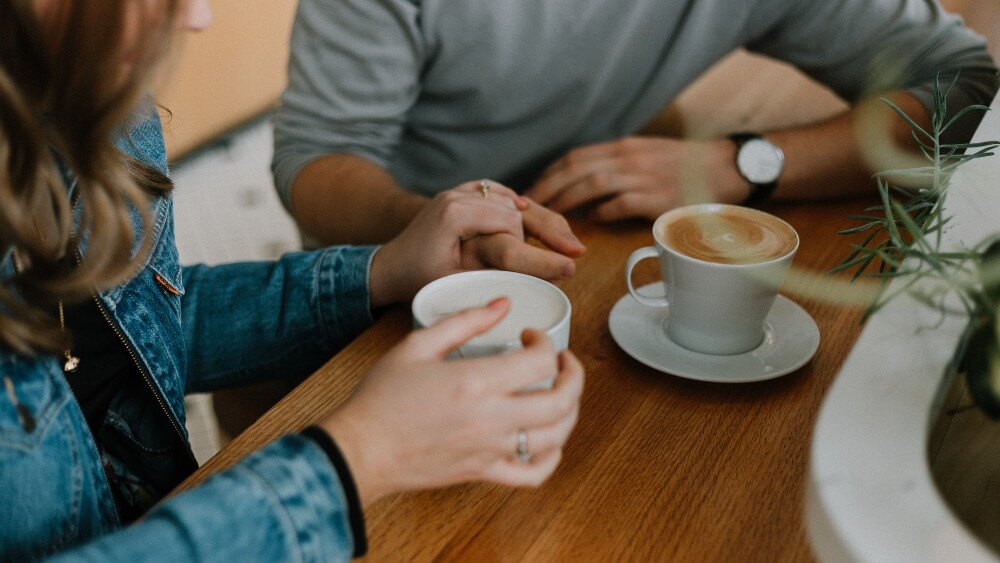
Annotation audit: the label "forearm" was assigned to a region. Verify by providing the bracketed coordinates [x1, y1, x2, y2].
[182, 247, 377, 393]
[292, 154, 427, 245]
[720, 92, 933, 202]
[736, 0, 997, 200]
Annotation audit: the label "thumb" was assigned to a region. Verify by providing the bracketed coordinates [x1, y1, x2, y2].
[413, 297, 510, 359]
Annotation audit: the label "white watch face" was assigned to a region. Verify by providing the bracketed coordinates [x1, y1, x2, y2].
[737, 138, 785, 185]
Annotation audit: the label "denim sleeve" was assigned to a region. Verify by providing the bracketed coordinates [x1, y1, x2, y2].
[745, 0, 998, 143]
[47, 435, 357, 563]
[180, 245, 379, 393]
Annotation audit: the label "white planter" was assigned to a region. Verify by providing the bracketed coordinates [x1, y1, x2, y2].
[806, 94, 1000, 562]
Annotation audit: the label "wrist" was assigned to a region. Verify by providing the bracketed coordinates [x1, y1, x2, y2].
[384, 191, 427, 232]
[368, 243, 406, 309]
[320, 410, 393, 507]
[710, 139, 752, 204]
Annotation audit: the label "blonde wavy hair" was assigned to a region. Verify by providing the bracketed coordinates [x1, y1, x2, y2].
[0, 0, 180, 354]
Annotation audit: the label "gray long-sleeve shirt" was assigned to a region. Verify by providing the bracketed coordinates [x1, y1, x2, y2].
[272, 0, 997, 207]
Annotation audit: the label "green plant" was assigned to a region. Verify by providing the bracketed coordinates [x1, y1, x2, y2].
[834, 74, 1000, 416]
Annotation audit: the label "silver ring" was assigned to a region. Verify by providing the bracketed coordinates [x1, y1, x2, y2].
[516, 429, 531, 463]
[480, 180, 491, 198]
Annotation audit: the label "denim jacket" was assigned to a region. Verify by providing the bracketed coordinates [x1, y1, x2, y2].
[0, 108, 377, 561]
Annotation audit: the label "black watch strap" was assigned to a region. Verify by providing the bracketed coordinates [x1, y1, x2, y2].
[730, 132, 778, 207]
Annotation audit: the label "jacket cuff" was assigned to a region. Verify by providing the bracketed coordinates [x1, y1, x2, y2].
[315, 245, 379, 346]
[300, 427, 368, 557]
[238, 435, 361, 560]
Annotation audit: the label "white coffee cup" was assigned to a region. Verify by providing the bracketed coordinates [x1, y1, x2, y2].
[412, 270, 571, 365]
[625, 204, 799, 356]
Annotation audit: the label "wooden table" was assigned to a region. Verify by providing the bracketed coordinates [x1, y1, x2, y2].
[178, 201, 871, 561]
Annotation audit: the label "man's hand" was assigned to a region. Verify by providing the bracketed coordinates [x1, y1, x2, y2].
[526, 136, 749, 222]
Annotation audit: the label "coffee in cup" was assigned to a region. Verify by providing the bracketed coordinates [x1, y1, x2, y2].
[657, 205, 797, 265]
[626, 204, 798, 355]
[412, 271, 571, 367]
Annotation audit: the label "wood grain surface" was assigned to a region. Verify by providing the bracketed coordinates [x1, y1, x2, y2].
[176, 202, 871, 561]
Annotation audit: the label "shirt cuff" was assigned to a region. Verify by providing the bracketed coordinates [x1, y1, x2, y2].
[300, 426, 368, 558]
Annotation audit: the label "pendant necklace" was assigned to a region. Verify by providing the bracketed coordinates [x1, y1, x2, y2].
[11, 249, 78, 373]
[58, 301, 80, 373]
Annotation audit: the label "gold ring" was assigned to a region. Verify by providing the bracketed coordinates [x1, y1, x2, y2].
[480, 180, 491, 198]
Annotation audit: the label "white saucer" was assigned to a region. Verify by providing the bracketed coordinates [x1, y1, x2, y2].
[608, 283, 820, 383]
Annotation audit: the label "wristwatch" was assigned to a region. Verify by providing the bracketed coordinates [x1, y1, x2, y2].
[730, 133, 785, 206]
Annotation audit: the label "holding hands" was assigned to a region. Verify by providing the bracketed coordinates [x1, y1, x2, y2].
[370, 180, 585, 307]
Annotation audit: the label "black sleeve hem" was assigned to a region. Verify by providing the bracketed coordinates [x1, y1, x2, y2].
[301, 426, 369, 558]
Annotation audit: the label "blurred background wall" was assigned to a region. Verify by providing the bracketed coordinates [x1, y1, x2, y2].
[157, 1, 296, 159]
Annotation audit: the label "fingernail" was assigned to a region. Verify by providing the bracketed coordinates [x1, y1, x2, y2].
[520, 328, 543, 344]
[561, 262, 576, 278]
[487, 297, 509, 309]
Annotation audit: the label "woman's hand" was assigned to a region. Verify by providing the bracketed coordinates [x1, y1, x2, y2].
[320, 299, 585, 506]
[369, 180, 583, 307]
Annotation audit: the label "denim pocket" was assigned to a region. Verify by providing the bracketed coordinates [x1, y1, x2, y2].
[0, 361, 64, 451]
[0, 361, 86, 559]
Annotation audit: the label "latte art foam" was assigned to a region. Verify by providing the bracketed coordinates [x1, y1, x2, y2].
[659, 208, 796, 265]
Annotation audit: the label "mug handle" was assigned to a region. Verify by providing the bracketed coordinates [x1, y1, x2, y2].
[626, 246, 670, 308]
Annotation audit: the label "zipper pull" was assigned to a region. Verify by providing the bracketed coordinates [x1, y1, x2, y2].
[4, 376, 36, 433]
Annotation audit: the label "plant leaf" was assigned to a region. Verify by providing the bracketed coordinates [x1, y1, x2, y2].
[837, 221, 885, 235]
[881, 97, 934, 140]
[879, 183, 905, 248]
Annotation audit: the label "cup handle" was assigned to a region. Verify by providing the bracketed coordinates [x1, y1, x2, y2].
[626, 246, 670, 308]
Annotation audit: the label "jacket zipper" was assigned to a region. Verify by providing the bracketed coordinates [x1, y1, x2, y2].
[9, 191, 196, 465]
[10, 243, 191, 457]
[70, 249, 193, 462]
[88, 292, 192, 455]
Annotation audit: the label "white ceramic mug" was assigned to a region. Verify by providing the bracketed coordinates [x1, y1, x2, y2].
[625, 204, 798, 355]
[412, 271, 571, 387]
